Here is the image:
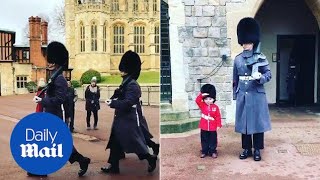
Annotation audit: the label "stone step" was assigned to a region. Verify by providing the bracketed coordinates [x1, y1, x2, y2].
[161, 110, 190, 122]
[160, 102, 172, 111]
[160, 118, 199, 134]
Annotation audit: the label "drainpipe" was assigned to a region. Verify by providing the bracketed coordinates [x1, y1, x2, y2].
[12, 65, 15, 94]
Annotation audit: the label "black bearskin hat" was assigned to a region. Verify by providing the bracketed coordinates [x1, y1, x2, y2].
[200, 84, 216, 99]
[237, 17, 260, 45]
[46, 41, 69, 70]
[119, 50, 142, 80]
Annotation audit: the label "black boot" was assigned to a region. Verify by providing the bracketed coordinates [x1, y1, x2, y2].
[253, 149, 261, 161]
[147, 155, 157, 172]
[78, 157, 91, 177]
[119, 152, 126, 159]
[27, 172, 47, 177]
[152, 143, 160, 156]
[239, 149, 252, 159]
[101, 165, 120, 174]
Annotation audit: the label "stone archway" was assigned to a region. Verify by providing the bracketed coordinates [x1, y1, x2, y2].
[226, 0, 320, 58]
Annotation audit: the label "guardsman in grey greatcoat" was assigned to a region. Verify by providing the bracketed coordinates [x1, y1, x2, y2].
[233, 17, 272, 161]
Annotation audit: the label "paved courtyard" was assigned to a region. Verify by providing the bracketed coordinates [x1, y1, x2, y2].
[161, 106, 320, 180]
[0, 94, 159, 179]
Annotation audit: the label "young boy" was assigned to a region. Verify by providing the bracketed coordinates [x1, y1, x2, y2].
[195, 84, 222, 158]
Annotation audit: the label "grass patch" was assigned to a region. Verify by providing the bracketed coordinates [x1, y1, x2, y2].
[101, 71, 159, 85]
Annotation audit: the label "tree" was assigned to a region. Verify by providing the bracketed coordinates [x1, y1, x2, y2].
[52, 0, 65, 35]
[20, 1, 65, 45]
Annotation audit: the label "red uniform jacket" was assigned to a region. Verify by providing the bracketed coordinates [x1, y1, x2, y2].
[35, 90, 45, 112]
[195, 93, 222, 131]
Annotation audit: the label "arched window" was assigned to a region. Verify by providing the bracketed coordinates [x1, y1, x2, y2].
[80, 21, 85, 52]
[103, 22, 107, 52]
[125, 0, 128, 11]
[133, 0, 139, 12]
[113, 24, 124, 53]
[144, 0, 149, 11]
[91, 21, 97, 51]
[154, 25, 159, 54]
[153, 0, 157, 13]
[134, 25, 145, 53]
[112, 0, 119, 12]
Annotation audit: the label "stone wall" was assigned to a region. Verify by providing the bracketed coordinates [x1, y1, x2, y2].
[179, 0, 233, 123]
[65, 0, 160, 79]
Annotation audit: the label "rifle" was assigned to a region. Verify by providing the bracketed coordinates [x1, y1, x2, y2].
[37, 65, 65, 97]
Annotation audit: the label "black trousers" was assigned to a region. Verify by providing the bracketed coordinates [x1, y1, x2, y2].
[107, 136, 151, 167]
[69, 146, 85, 164]
[86, 110, 98, 127]
[201, 130, 217, 155]
[241, 133, 264, 150]
[69, 106, 75, 130]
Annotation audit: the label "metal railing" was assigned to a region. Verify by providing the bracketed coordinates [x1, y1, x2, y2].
[76, 84, 160, 106]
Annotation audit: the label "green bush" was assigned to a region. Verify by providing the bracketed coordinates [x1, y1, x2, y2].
[71, 80, 81, 88]
[26, 81, 37, 92]
[80, 69, 101, 84]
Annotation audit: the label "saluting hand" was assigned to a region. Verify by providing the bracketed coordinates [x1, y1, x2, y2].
[202, 93, 210, 96]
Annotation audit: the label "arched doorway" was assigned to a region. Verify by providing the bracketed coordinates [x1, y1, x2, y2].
[226, 0, 320, 106]
[255, 0, 319, 106]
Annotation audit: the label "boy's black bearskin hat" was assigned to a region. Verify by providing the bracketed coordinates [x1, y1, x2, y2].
[46, 41, 69, 69]
[200, 84, 216, 99]
[119, 50, 142, 80]
[237, 17, 260, 45]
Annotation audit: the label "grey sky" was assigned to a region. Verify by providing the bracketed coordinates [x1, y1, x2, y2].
[0, 0, 64, 45]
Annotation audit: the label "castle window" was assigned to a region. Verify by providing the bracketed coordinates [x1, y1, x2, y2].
[91, 21, 97, 51]
[153, 0, 157, 13]
[134, 25, 145, 53]
[154, 25, 159, 53]
[16, 76, 27, 89]
[80, 22, 85, 52]
[133, 0, 138, 12]
[125, 0, 128, 11]
[144, 0, 149, 11]
[112, 0, 119, 12]
[103, 22, 107, 52]
[113, 24, 124, 54]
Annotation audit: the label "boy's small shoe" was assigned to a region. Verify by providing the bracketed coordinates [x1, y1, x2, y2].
[211, 153, 218, 158]
[200, 154, 206, 158]
[86, 127, 91, 130]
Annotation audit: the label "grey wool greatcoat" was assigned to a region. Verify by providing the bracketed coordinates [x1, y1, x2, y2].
[106, 79, 149, 154]
[233, 50, 272, 135]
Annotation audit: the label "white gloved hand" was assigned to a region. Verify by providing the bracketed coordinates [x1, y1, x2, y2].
[252, 72, 262, 80]
[202, 93, 209, 96]
[33, 96, 42, 103]
[105, 99, 112, 106]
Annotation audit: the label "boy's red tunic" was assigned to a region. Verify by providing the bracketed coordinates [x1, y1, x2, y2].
[195, 93, 222, 131]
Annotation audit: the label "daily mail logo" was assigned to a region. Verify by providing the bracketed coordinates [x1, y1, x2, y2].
[10, 113, 73, 175]
[20, 129, 63, 158]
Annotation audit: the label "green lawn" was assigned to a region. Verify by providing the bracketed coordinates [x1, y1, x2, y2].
[101, 71, 159, 85]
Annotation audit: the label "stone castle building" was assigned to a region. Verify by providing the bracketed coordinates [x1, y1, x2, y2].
[161, 0, 320, 133]
[65, 0, 160, 79]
